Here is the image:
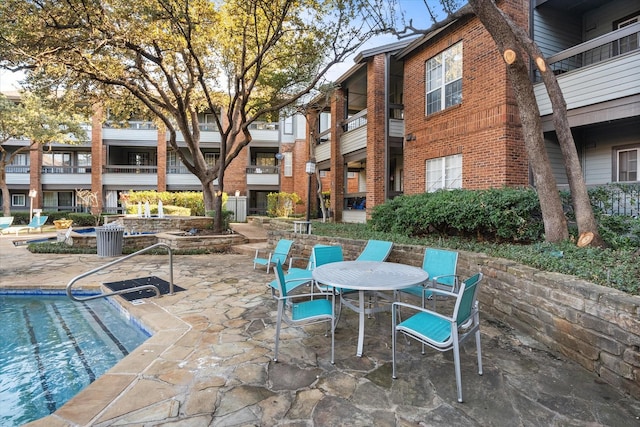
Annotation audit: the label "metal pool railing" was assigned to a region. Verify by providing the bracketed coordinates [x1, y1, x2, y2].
[66, 243, 174, 302]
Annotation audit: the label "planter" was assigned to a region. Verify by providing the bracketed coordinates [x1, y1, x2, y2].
[53, 219, 74, 229]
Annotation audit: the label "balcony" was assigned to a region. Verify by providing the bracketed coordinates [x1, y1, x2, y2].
[5, 165, 30, 185]
[175, 123, 222, 144]
[41, 166, 92, 186]
[246, 165, 279, 186]
[340, 109, 367, 156]
[103, 121, 159, 142]
[534, 22, 640, 118]
[102, 165, 158, 186]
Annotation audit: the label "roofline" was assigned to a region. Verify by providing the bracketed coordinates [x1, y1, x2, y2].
[396, 20, 458, 59]
[353, 39, 415, 63]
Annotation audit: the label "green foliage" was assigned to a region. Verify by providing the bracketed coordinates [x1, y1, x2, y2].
[561, 183, 640, 249]
[206, 210, 234, 230]
[312, 222, 640, 295]
[122, 190, 224, 216]
[266, 192, 301, 218]
[27, 242, 225, 255]
[370, 188, 544, 243]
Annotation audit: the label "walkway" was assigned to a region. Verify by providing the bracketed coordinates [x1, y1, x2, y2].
[0, 226, 638, 426]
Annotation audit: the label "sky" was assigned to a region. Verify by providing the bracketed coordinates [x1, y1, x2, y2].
[0, 0, 446, 91]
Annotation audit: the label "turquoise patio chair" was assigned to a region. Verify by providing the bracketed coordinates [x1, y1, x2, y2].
[267, 244, 331, 294]
[254, 238, 294, 273]
[355, 239, 393, 262]
[340, 239, 394, 317]
[397, 248, 459, 307]
[272, 260, 335, 363]
[392, 273, 484, 403]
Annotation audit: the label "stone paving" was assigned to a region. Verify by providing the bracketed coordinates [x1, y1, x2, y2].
[1, 227, 639, 426]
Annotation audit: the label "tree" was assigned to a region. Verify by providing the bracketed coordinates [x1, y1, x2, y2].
[0, 92, 87, 216]
[0, 0, 379, 232]
[383, 0, 604, 246]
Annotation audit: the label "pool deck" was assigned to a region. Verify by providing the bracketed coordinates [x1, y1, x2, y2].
[1, 224, 639, 426]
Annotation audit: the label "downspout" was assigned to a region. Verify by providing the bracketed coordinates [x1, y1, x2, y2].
[384, 52, 390, 201]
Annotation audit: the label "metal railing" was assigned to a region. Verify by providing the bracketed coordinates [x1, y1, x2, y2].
[342, 109, 368, 132]
[103, 165, 158, 174]
[246, 165, 279, 174]
[66, 242, 174, 302]
[536, 22, 640, 81]
[42, 166, 92, 174]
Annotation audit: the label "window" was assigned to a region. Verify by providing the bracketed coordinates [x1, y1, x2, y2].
[254, 152, 276, 167]
[43, 152, 71, 173]
[426, 42, 463, 115]
[12, 194, 26, 207]
[204, 152, 218, 167]
[128, 152, 150, 166]
[284, 116, 293, 135]
[617, 148, 638, 182]
[8, 153, 29, 173]
[283, 152, 292, 177]
[77, 152, 91, 173]
[617, 14, 639, 55]
[426, 154, 462, 191]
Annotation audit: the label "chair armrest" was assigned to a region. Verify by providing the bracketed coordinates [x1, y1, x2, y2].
[429, 274, 459, 289]
[428, 288, 458, 299]
[392, 301, 454, 322]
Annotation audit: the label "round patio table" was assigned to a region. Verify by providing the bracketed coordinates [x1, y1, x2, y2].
[313, 261, 429, 357]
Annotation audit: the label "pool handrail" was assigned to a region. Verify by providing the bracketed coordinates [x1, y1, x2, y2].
[66, 242, 174, 302]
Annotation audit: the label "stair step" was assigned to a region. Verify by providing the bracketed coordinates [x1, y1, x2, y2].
[231, 242, 267, 257]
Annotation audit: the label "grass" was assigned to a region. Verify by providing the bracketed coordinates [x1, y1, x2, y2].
[311, 222, 640, 295]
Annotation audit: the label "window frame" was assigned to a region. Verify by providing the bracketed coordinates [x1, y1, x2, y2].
[12, 194, 26, 207]
[614, 146, 638, 183]
[425, 41, 463, 115]
[425, 154, 463, 192]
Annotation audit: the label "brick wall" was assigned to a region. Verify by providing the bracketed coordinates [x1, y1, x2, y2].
[366, 54, 387, 217]
[267, 224, 640, 400]
[403, 5, 529, 193]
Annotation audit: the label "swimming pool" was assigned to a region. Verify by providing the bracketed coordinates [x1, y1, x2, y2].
[0, 292, 150, 426]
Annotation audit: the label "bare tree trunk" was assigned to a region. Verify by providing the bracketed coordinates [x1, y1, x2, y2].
[496, 9, 606, 247]
[469, 0, 569, 242]
[0, 163, 10, 216]
[316, 173, 327, 222]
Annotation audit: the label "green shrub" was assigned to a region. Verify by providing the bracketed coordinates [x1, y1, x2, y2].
[266, 192, 301, 217]
[206, 209, 234, 230]
[122, 190, 229, 216]
[312, 222, 640, 295]
[370, 187, 544, 243]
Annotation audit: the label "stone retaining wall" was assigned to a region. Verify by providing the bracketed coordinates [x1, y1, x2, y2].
[104, 215, 213, 233]
[269, 228, 640, 399]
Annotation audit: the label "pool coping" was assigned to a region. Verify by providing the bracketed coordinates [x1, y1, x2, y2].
[4, 285, 190, 426]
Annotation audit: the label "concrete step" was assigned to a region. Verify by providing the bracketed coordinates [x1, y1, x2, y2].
[231, 242, 267, 257]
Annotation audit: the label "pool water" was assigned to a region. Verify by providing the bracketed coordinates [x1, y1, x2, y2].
[0, 293, 150, 426]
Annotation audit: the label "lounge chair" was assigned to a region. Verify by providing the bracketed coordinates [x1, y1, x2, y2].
[2, 215, 49, 236]
[253, 238, 294, 273]
[0, 216, 14, 231]
[392, 273, 484, 403]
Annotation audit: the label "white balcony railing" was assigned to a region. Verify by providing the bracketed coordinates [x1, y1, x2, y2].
[537, 22, 640, 80]
[246, 165, 279, 185]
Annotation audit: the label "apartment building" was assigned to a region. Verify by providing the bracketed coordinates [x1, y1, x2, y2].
[3, 1, 638, 221]
[2, 98, 308, 217]
[310, 0, 639, 222]
[532, 0, 640, 193]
